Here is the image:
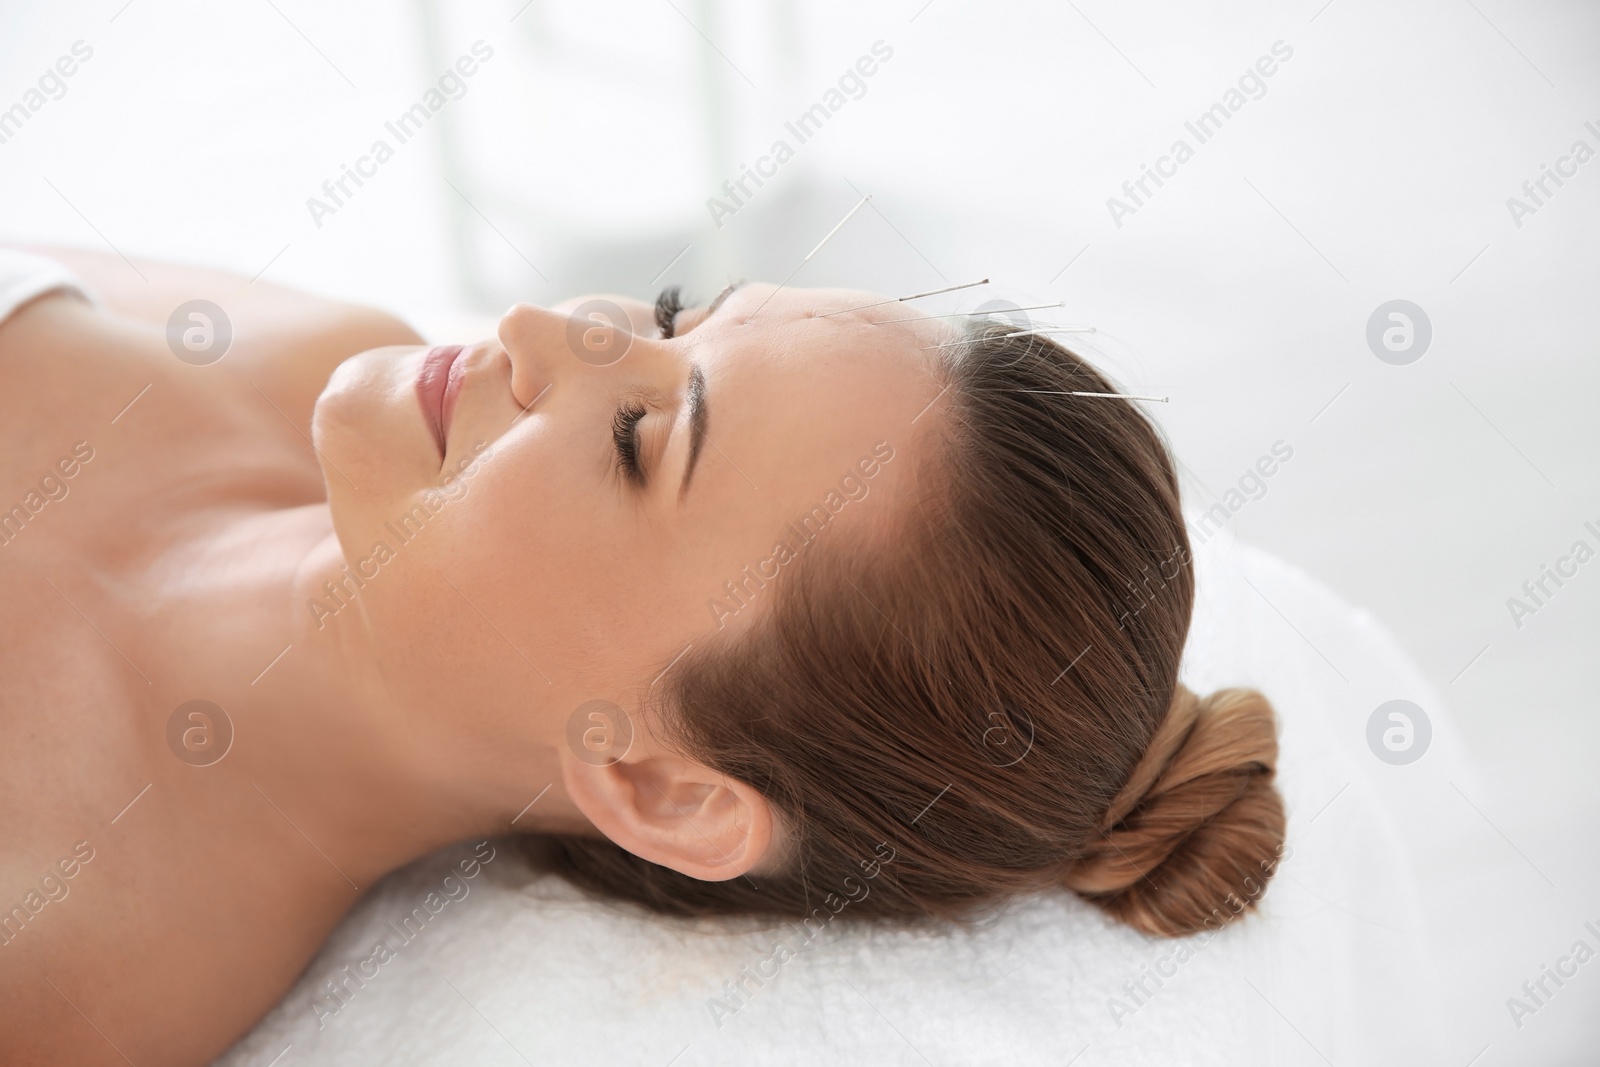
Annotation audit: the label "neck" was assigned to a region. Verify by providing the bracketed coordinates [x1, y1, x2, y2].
[139, 502, 590, 890]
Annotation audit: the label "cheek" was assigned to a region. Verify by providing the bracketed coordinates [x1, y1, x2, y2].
[452, 433, 610, 568]
[337, 467, 584, 711]
[414, 437, 650, 663]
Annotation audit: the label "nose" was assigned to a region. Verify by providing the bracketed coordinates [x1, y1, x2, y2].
[497, 299, 663, 410]
[498, 303, 561, 409]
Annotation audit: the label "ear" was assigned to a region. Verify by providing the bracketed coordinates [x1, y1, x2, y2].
[560, 746, 778, 881]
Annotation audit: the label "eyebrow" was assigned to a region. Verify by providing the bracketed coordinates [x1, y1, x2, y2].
[680, 363, 708, 497]
[677, 283, 738, 497]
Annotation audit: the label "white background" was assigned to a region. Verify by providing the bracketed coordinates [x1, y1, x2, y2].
[2, 0, 1596, 1062]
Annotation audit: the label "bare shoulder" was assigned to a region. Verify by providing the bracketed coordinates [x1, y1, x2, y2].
[18, 244, 422, 337]
[16, 245, 428, 438]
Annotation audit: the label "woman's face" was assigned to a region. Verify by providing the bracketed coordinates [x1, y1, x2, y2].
[312, 284, 944, 760]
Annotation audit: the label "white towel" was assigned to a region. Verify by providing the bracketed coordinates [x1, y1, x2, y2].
[0, 249, 93, 326]
[216, 527, 1472, 1066]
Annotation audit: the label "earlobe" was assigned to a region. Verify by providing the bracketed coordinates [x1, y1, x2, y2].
[559, 745, 777, 882]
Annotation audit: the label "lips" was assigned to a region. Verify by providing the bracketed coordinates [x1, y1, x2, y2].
[415, 345, 465, 460]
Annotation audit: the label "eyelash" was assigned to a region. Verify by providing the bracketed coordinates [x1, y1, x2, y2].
[655, 286, 685, 339]
[612, 400, 649, 485]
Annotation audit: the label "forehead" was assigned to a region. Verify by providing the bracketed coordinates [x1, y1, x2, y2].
[686, 284, 949, 425]
[704, 284, 952, 351]
[671, 283, 947, 534]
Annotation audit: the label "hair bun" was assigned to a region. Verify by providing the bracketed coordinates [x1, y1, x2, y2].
[1060, 686, 1286, 937]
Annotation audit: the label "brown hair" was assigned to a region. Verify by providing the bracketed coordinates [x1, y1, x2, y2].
[523, 320, 1286, 938]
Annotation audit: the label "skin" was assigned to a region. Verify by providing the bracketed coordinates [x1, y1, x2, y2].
[0, 247, 946, 1065]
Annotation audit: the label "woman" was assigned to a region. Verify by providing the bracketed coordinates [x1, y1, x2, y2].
[0, 247, 1284, 1065]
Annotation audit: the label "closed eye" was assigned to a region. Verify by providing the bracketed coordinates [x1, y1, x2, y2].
[612, 401, 648, 485]
[608, 398, 646, 486]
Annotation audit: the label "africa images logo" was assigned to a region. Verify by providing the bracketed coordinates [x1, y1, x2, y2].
[305, 42, 495, 229]
[706, 442, 895, 629]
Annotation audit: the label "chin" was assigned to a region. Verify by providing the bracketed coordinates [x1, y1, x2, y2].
[312, 347, 433, 516]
